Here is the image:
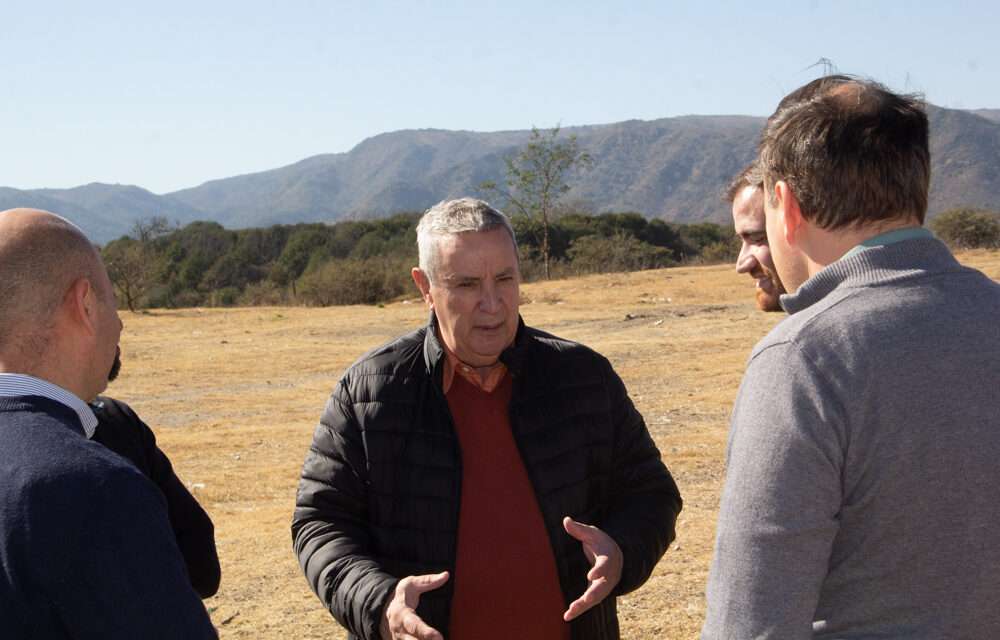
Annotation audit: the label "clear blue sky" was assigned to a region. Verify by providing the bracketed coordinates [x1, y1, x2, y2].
[3, 0, 998, 194]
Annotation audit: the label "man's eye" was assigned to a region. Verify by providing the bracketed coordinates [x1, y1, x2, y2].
[457, 281, 476, 288]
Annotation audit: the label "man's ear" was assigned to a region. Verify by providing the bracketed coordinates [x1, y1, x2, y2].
[62, 277, 99, 335]
[774, 180, 806, 248]
[411, 268, 434, 308]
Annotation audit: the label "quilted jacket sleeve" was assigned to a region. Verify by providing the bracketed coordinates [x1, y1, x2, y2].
[119, 400, 221, 598]
[93, 398, 221, 598]
[597, 360, 683, 596]
[291, 379, 398, 640]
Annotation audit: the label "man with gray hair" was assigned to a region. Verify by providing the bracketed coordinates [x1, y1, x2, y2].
[0, 208, 217, 638]
[293, 197, 681, 640]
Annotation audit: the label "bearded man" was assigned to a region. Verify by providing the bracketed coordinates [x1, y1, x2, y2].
[0, 208, 217, 638]
[727, 163, 785, 311]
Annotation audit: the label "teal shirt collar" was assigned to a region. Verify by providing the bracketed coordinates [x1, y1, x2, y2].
[841, 227, 934, 260]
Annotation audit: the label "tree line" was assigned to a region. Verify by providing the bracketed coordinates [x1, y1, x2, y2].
[100, 212, 741, 311]
[100, 205, 1000, 311]
[100, 122, 999, 312]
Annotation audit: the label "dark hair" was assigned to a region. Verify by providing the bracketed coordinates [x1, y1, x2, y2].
[770, 74, 855, 120]
[759, 75, 930, 229]
[724, 162, 763, 203]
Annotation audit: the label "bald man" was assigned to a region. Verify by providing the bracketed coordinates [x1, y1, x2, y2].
[0, 209, 217, 639]
[726, 164, 786, 312]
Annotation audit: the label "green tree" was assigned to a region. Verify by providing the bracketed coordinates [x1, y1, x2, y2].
[103, 238, 152, 312]
[272, 225, 332, 297]
[480, 126, 593, 279]
[101, 217, 174, 311]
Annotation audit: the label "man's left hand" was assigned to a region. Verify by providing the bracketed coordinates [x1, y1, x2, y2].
[562, 516, 623, 622]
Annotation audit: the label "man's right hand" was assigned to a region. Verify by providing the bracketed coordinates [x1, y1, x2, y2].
[380, 571, 449, 640]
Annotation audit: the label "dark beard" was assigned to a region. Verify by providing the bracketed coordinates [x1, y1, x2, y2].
[108, 347, 122, 382]
[754, 262, 787, 313]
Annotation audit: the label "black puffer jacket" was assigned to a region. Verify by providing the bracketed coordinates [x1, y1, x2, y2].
[91, 397, 221, 598]
[292, 316, 682, 640]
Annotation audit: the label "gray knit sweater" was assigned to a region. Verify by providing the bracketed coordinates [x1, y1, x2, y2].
[702, 237, 1000, 639]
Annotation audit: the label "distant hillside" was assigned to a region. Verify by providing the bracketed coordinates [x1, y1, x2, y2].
[971, 109, 1000, 123]
[1, 183, 206, 243]
[166, 117, 762, 230]
[0, 187, 112, 239]
[169, 107, 1000, 228]
[4, 106, 999, 243]
[928, 107, 1000, 214]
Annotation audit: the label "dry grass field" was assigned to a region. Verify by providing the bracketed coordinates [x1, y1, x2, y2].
[110, 250, 1000, 639]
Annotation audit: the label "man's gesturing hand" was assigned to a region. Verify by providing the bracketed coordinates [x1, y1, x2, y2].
[562, 517, 623, 622]
[380, 571, 449, 640]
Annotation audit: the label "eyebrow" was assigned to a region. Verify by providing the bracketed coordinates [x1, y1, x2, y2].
[442, 267, 517, 284]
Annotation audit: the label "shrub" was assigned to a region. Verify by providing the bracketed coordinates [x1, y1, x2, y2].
[695, 236, 741, 265]
[930, 208, 1000, 249]
[566, 232, 675, 275]
[296, 257, 414, 306]
[239, 281, 289, 306]
[208, 286, 241, 307]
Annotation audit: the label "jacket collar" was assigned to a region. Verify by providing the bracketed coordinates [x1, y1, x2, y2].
[422, 311, 530, 380]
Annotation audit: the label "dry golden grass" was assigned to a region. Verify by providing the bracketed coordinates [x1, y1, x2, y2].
[110, 250, 1000, 639]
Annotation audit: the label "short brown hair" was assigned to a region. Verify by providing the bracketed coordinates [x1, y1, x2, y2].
[759, 76, 930, 229]
[724, 162, 763, 203]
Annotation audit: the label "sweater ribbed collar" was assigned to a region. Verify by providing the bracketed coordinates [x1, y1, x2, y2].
[780, 237, 963, 315]
[0, 373, 98, 437]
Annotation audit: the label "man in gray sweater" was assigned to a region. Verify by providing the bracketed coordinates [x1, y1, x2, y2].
[702, 76, 1000, 638]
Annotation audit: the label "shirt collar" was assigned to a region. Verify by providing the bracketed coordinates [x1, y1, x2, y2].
[841, 226, 933, 261]
[0, 373, 99, 438]
[436, 331, 509, 394]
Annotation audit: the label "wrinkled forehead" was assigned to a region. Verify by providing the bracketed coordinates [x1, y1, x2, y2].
[435, 229, 519, 274]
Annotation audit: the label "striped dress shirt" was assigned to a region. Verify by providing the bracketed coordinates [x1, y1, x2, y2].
[0, 373, 98, 438]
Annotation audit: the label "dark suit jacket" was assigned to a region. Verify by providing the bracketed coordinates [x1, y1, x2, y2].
[91, 397, 221, 598]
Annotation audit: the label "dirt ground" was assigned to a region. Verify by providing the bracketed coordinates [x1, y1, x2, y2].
[109, 250, 1000, 639]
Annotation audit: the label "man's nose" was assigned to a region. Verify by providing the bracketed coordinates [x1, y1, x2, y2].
[735, 249, 759, 274]
[479, 284, 501, 313]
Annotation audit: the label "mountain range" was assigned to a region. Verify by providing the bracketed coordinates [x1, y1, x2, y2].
[3, 105, 999, 244]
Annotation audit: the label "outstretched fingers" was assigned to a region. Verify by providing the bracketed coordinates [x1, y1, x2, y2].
[399, 610, 444, 640]
[404, 572, 449, 597]
[587, 553, 610, 581]
[385, 572, 449, 640]
[563, 577, 611, 621]
[561, 515, 624, 622]
[563, 516, 597, 542]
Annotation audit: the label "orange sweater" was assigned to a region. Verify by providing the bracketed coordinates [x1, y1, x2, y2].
[446, 372, 570, 640]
